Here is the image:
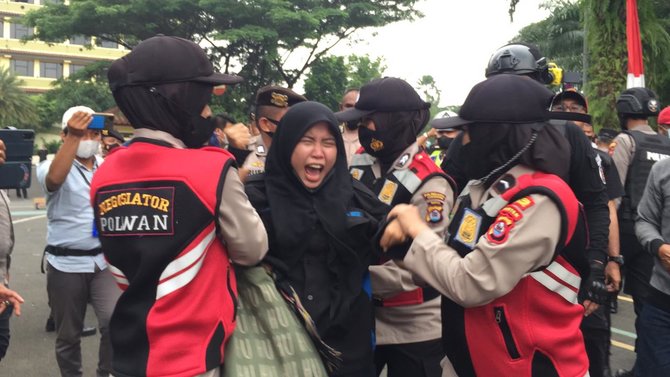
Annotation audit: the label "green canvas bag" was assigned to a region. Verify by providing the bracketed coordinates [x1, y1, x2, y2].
[222, 265, 335, 377]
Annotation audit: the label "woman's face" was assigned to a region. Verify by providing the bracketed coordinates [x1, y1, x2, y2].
[291, 122, 337, 189]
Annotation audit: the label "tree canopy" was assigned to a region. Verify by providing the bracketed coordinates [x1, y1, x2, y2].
[0, 68, 39, 128]
[511, 0, 670, 130]
[303, 54, 386, 111]
[24, 0, 422, 116]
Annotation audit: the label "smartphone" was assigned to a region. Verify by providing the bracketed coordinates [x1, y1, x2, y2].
[89, 113, 114, 130]
[0, 129, 35, 189]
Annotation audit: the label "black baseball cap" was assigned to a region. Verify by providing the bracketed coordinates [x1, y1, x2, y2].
[334, 77, 430, 122]
[434, 75, 590, 130]
[551, 89, 588, 112]
[108, 35, 243, 91]
[597, 128, 618, 142]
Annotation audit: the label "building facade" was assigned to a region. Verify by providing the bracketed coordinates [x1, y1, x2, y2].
[0, 0, 126, 93]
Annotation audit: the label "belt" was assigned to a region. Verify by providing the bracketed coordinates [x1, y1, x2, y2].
[374, 286, 441, 307]
[44, 245, 103, 257]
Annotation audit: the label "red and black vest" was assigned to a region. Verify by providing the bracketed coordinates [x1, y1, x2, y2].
[619, 130, 670, 233]
[443, 171, 589, 377]
[350, 149, 451, 306]
[90, 139, 237, 377]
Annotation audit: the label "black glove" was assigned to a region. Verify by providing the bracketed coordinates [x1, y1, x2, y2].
[580, 261, 609, 305]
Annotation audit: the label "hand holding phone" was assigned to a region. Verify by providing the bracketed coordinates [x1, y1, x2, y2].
[66, 111, 93, 136]
[88, 113, 114, 130]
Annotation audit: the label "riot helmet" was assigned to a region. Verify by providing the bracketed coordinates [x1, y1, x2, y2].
[485, 43, 554, 85]
[616, 87, 659, 119]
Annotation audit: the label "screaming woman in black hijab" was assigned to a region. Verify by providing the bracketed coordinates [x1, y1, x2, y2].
[245, 101, 388, 377]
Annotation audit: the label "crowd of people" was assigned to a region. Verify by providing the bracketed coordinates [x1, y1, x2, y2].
[1, 34, 669, 377]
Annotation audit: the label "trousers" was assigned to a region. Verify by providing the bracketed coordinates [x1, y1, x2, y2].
[47, 263, 120, 377]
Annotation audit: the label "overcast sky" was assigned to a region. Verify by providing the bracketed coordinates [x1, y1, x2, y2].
[329, 0, 550, 106]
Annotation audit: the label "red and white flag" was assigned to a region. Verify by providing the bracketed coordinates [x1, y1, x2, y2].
[626, 0, 645, 88]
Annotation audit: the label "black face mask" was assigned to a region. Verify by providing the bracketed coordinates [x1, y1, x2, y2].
[183, 114, 217, 148]
[345, 120, 359, 131]
[359, 126, 393, 160]
[459, 142, 491, 181]
[437, 136, 453, 150]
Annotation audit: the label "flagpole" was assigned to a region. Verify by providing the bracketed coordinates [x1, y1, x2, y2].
[626, 0, 645, 88]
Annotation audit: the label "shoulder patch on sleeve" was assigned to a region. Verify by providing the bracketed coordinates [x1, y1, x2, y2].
[423, 192, 446, 202]
[485, 196, 534, 245]
[423, 191, 447, 223]
[511, 196, 535, 210]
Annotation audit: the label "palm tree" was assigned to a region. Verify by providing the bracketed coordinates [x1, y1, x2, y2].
[510, 0, 670, 129]
[0, 67, 39, 128]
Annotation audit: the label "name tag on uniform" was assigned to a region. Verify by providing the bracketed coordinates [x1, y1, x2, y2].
[378, 180, 398, 205]
[454, 208, 482, 249]
[350, 168, 364, 181]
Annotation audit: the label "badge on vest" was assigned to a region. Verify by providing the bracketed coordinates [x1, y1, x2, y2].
[396, 153, 410, 168]
[351, 168, 365, 181]
[454, 208, 482, 249]
[96, 187, 175, 236]
[378, 180, 398, 205]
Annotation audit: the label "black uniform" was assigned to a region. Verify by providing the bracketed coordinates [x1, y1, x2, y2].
[581, 149, 624, 377]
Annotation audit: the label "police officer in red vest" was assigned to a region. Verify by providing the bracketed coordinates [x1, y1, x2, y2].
[381, 74, 591, 377]
[90, 35, 269, 377]
[336, 77, 455, 377]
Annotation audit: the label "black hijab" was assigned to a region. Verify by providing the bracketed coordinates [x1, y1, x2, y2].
[262, 101, 368, 327]
[112, 81, 213, 145]
[359, 108, 430, 169]
[461, 121, 571, 185]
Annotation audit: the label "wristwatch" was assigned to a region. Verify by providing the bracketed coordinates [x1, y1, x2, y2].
[607, 255, 624, 266]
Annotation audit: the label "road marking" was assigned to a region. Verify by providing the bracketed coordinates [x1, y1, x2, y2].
[11, 210, 46, 217]
[611, 339, 635, 352]
[618, 295, 634, 303]
[12, 214, 46, 224]
[611, 327, 637, 340]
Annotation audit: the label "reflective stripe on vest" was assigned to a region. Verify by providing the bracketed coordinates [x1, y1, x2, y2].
[157, 227, 216, 300]
[528, 256, 581, 304]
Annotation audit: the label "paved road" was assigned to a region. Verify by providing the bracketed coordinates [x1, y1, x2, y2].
[1, 180, 638, 376]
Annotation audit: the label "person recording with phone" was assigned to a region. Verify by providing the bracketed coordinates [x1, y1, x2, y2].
[36, 106, 120, 377]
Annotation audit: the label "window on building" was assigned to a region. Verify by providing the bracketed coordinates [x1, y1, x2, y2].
[10, 22, 34, 39]
[42, 0, 64, 4]
[40, 62, 63, 79]
[69, 64, 86, 75]
[10, 59, 34, 76]
[69, 35, 91, 46]
[97, 38, 118, 49]
[0, 21, 3, 38]
[14, 0, 35, 4]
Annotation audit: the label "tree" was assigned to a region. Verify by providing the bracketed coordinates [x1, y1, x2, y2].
[304, 56, 348, 111]
[346, 55, 387, 89]
[510, 0, 670, 129]
[303, 54, 386, 111]
[513, 1, 584, 71]
[24, 0, 422, 115]
[33, 64, 116, 131]
[0, 68, 39, 128]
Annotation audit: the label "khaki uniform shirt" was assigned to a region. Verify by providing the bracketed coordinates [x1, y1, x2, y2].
[0, 190, 13, 285]
[403, 165, 561, 308]
[242, 138, 267, 177]
[342, 129, 361, 167]
[368, 143, 455, 345]
[133, 129, 268, 264]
